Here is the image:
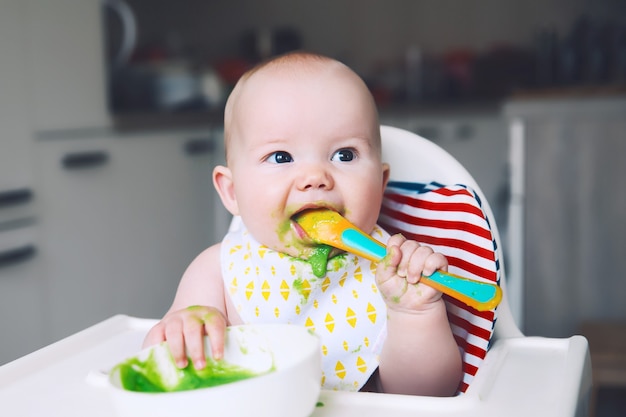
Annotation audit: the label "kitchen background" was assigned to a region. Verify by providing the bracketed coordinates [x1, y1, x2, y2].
[1, 0, 625, 413]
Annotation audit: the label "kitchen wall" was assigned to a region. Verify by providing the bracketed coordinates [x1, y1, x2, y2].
[108, 0, 626, 114]
[119, 0, 626, 74]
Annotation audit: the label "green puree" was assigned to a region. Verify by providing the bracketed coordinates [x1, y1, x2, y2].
[308, 244, 332, 277]
[114, 351, 263, 393]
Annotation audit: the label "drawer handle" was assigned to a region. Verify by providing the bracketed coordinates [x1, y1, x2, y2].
[0, 188, 33, 208]
[184, 139, 213, 156]
[0, 245, 36, 269]
[62, 151, 109, 170]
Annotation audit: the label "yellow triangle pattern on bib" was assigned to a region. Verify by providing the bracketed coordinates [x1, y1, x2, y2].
[221, 224, 389, 391]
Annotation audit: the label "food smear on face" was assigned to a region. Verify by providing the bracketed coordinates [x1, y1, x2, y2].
[308, 244, 332, 277]
[113, 349, 269, 393]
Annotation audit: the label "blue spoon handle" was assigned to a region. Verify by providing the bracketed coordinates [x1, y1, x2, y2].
[422, 271, 501, 311]
[340, 227, 501, 311]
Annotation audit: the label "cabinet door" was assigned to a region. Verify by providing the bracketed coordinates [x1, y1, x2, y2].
[506, 98, 626, 337]
[35, 130, 224, 341]
[0, 0, 45, 365]
[0, 0, 34, 205]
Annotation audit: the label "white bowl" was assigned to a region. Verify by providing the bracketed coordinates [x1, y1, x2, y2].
[92, 324, 321, 417]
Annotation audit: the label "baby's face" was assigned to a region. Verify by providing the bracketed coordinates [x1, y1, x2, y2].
[220, 61, 388, 259]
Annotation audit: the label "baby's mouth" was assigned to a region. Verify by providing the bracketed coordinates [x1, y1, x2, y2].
[290, 207, 343, 265]
[290, 205, 340, 243]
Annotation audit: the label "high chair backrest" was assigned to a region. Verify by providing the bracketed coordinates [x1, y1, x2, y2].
[378, 125, 522, 394]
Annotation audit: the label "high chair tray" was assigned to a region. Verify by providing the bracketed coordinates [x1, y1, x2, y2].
[0, 315, 589, 417]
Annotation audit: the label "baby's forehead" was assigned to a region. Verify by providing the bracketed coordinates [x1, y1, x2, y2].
[224, 55, 380, 155]
[238, 65, 367, 117]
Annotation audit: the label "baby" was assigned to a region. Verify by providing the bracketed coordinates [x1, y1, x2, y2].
[144, 52, 462, 396]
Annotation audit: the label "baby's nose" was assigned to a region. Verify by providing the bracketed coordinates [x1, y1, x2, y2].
[297, 165, 334, 190]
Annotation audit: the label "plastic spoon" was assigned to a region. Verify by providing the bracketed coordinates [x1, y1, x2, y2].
[295, 209, 502, 311]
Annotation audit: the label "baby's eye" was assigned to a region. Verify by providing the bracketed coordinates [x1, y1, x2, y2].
[266, 151, 293, 164]
[331, 148, 355, 162]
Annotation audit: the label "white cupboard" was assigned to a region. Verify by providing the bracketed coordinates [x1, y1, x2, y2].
[0, 0, 35, 206]
[0, 0, 46, 363]
[33, 129, 226, 343]
[504, 96, 626, 337]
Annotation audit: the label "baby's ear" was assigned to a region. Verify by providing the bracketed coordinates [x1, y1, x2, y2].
[382, 162, 391, 190]
[213, 165, 239, 215]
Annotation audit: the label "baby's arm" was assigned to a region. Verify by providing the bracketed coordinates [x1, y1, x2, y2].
[375, 234, 463, 396]
[143, 243, 228, 370]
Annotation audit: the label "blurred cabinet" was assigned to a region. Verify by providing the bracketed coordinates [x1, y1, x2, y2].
[504, 96, 626, 337]
[0, 0, 35, 206]
[0, 0, 46, 364]
[33, 129, 227, 342]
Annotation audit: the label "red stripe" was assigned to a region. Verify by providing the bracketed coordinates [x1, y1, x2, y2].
[462, 361, 479, 377]
[432, 187, 474, 198]
[384, 193, 485, 218]
[379, 220, 494, 260]
[421, 236, 495, 266]
[393, 226, 494, 259]
[447, 256, 498, 282]
[381, 205, 492, 241]
[445, 296, 497, 321]
[458, 381, 469, 393]
[463, 342, 488, 360]
[448, 313, 492, 342]
[453, 334, 488, 359]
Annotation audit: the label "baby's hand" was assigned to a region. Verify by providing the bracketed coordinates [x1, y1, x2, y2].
[143, 306, 227, 370]
[376, 234, 448, 313]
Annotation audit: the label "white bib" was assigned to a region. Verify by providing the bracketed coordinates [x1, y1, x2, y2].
[221, 224, 389, 391]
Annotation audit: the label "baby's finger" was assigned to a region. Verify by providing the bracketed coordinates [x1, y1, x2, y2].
[142, 323, 166, 348]
[164, 319, 188, 368]
[203, 311, 227, 360]
[423, 252, 448, 276]
[183, 317, 207, 370]
[404, 245, 435, 284]
[396, 240, 422, 279]
[385, 233, 407, 251]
